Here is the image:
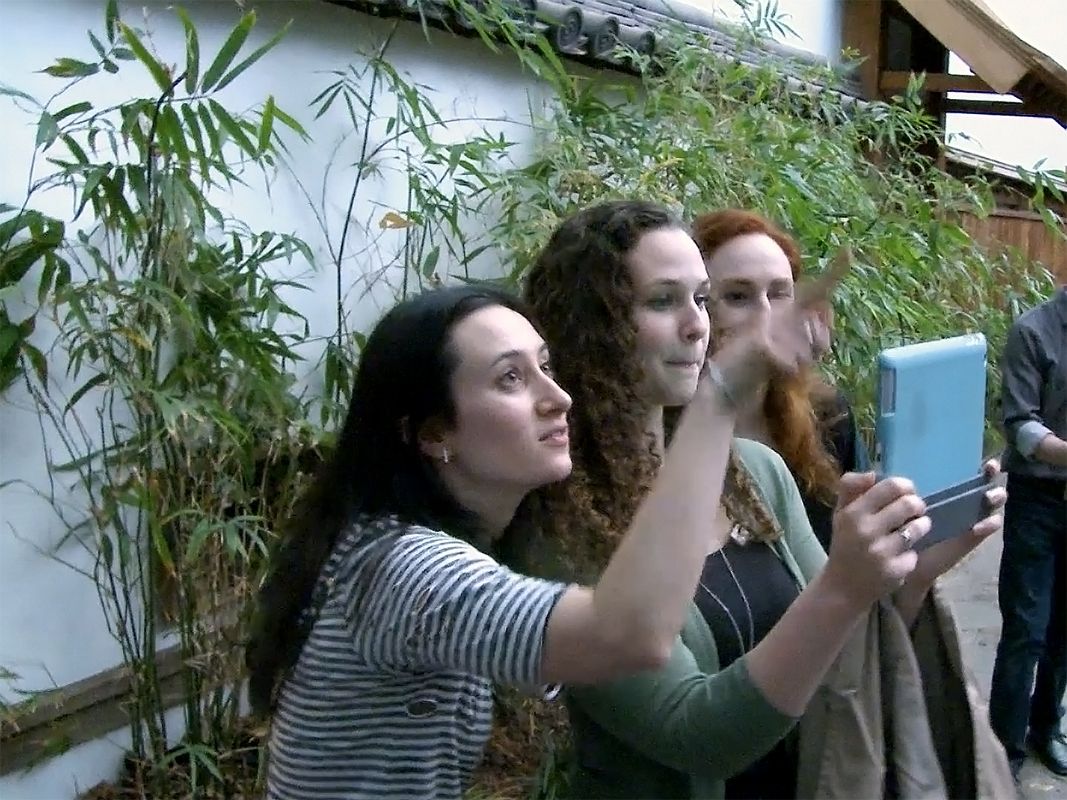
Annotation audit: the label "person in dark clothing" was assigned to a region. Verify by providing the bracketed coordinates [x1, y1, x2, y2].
[989, 284, 1067, 780]
[804, 388, 871, 549]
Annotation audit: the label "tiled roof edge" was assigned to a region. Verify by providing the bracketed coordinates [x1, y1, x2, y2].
[323, 0, 865, 98]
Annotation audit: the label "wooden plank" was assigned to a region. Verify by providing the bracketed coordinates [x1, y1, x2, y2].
[842, 0, 884, 99]
[0, 611, 241, 777]
[985, 208, 1045, 222]
[0, 660, 191, 775]
[0, 643, 188, 775]
[879, 70, 996, 93]
[945, 98, 1051, 118]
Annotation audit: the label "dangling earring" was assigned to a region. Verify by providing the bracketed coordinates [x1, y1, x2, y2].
[441, 446, 451, 464]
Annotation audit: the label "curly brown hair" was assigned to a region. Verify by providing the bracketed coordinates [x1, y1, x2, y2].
[520, 201, 782, 577]
[691, 208, 842, 505]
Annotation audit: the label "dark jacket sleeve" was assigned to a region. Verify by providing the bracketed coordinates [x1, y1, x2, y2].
[825, 389, 870, 474]
[1001, 319, 1052, 457]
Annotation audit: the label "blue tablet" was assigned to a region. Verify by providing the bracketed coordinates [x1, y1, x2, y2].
[875, 333, 987, 497]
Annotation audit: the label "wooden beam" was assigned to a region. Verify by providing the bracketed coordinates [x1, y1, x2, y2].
[880, 70, 997, 93]
[0, 644, 188, 775]
[0, 612, 242, 775]
[842, 0, 884, 100]
[945, 98, 1052, 118]
[984, 208, 1045, 222]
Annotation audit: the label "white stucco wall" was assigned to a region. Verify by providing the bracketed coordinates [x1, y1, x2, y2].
[0, 0, 564, 796]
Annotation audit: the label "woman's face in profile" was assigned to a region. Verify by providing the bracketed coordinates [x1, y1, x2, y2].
[431, 305, 574, 496]
[705, 233, 795, 352]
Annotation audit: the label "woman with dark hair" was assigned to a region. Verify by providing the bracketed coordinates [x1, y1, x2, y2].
[691, 208, 869, 550]
[246, 282, 826, 800]
[521, 200, 1010, 799]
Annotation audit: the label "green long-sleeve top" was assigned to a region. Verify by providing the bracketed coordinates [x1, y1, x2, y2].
[565, 437, 829, 800]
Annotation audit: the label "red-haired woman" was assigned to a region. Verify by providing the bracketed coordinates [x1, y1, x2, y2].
[692, 209, 869, 551]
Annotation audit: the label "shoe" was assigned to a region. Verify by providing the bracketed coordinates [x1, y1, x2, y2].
[1029, 732, 1067, 776]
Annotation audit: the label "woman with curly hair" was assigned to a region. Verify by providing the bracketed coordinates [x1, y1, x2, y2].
[521, 200, 1010, 799]
[691, 208, 869, 550]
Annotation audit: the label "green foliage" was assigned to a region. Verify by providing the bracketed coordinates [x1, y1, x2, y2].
[0, 206, 67, 391]
[2, 3, 315, 794]
[487, 27, 1058, 441]
[528, 732, 573, 800]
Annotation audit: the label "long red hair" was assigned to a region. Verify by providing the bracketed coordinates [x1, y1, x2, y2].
[691, 209, 840, 503]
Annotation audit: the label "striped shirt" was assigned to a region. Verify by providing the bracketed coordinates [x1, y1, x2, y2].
[267, 515, 567, 800]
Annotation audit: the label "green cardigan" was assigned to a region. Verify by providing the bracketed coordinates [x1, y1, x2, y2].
[565, 437, 829, 800]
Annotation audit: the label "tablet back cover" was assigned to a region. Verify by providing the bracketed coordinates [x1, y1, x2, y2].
[876, 333, 987, 496]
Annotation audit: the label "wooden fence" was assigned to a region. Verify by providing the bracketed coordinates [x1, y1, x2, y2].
[961, 209, 1067, 283]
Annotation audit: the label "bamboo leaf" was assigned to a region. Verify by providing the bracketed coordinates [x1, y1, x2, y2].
[271, 105, 308, 140]
[194, 746, 225, 781]
[64, 372, 108, 413]
[88, 31, 108, 59]
[117, 327, 152, 351]
[257, 95, 275, 155]
[0, 83, 40, 107]
[160, 105, 190, 165]
[151, 522, 175, 575]
[312, 84, 343, 121]
[197, 102, 220, 155]
[208, 99, 256, 156]
[118, 22, 172, 93]
[42, 58, 100, 78]
[100, 170, 137, 231]
[184, 519, 213, 564]
[36, 250, 65, 299]
[55, 259, 71, 294]
[2, 240, 56, 285]
[0, 322, 19, 360]
[201, 11, 256, 92]
[223, 521, 248, 559]
[75, 166, 109, 218]
[105, 0, 119, 43]
[35, 111, 60, 147]
[213, 19, 292, 93]
[181, 103, 210, 177]
[24, 342, 47, 386]
[52, 101, 93, 123]
[421, 244, 440, 277]
[61, 134, 90, 165]
[37, 256, 57, 303]
[176, 8, 200, 93]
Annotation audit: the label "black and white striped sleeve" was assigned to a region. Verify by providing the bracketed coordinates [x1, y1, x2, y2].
[346, 530, 567, 686]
